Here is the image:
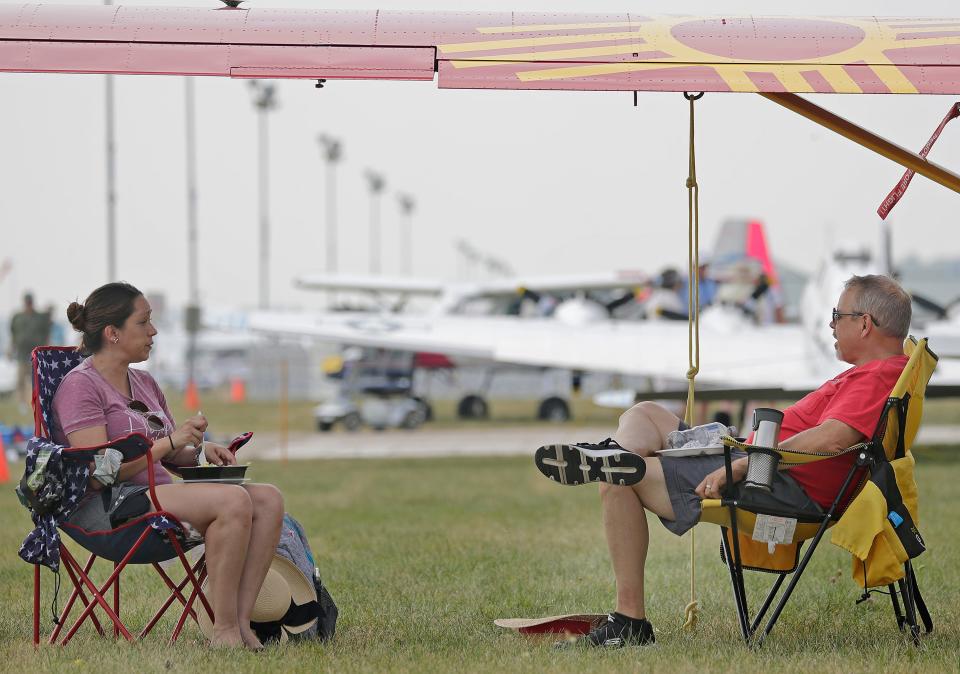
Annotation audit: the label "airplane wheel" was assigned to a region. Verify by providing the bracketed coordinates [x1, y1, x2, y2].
[401, 408, 427, 429]
[457, 395, 488, 419]
[342, 412, 363, 431]
[317, 421, 333, 432]
[538, 398, 570, 423]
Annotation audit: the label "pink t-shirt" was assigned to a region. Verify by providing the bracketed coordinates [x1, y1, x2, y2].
[52, 358, 176, 486]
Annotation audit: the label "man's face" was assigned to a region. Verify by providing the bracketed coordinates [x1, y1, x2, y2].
[830, 288, 863, 363]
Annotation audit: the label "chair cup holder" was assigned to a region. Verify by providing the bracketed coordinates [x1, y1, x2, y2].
[744, 447, 780, 492]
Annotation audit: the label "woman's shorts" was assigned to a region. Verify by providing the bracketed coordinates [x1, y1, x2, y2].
[658, 452, 824, 536]
[67, 483, 152, 533]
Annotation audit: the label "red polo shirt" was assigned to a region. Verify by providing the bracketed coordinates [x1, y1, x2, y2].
[775, 355, 907, 509]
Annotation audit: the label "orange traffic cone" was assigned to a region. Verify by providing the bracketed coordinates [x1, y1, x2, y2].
[0, 433, 9, 484]
[229, 378, 246, 404]
[184, 379, 201, 411]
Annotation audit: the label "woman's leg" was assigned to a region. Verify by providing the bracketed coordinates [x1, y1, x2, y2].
[235, 483, 284, 648]
[153, 483, 253, 647]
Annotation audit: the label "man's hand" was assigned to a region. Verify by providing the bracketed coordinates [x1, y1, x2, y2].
[695, 457, 748, 499]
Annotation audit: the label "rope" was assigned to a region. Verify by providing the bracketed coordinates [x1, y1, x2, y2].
[682, 90, 704, 631]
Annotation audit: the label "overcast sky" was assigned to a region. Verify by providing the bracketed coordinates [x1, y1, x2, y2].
[1, 0, 959, 319]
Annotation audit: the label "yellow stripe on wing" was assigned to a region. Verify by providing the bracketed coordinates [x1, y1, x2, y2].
[450, 44, 669, 69]
[439, 30, 644, 54]
[477, 21, 639, 34]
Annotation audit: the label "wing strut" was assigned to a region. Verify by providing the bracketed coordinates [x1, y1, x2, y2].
[761, 93, 960, 195]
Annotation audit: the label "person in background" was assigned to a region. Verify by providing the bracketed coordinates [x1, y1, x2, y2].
[10, 292, 52, 411]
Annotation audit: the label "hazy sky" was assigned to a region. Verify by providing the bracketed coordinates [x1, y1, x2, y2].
[1, 0, 959, 319]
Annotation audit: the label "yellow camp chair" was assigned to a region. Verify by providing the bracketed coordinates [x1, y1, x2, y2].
[699, 336, 936, 646]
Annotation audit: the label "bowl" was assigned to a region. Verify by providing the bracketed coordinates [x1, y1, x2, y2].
[179, 464, 249, 482]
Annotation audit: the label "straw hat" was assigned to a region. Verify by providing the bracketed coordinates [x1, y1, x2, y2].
[197, 554, 318, 640]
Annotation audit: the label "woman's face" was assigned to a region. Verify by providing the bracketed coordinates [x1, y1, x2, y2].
[116, 295, 158, 363]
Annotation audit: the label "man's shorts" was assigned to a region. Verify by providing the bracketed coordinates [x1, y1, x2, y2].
[657, 421, 823, 536]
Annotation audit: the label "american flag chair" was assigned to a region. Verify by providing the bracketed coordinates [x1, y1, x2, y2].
[23, 346, 220, 646]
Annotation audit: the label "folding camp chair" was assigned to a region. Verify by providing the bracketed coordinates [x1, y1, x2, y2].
[699, 336, 936, 647]
[22, 346, 218, 646]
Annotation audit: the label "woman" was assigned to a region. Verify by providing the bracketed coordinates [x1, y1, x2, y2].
[53, 282, 284, 650]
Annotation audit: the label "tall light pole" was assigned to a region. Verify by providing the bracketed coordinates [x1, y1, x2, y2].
[397, 193, 415, 276]
[364, 170, 386, 275]
[104, 0, 117, 281]
[184, 77, 200, 389]
[249, 80, 277, 309]
[317, 134, 342, 277]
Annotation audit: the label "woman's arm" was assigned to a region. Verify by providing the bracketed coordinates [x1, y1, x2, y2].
[66, 425, 175, 485]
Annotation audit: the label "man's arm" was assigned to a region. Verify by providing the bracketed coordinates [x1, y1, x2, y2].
[777, 418, 865, 454]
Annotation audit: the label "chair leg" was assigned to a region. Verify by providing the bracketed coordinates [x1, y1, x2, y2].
[33, 565, 40, 646]
[720, 527, 751, 642]
[113, 562, 120, 640]
[52, 549, 105, 644]
[899, 562, 921, 646]
[889, 582, 905, 631]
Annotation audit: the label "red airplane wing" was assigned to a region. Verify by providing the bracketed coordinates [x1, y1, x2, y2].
[1, 6, 959, 93]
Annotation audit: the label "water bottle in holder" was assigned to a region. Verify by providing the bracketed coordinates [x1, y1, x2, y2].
[744, 408, 784, 492]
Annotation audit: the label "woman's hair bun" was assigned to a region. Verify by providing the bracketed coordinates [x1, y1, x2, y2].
[66, 301, 86, 332]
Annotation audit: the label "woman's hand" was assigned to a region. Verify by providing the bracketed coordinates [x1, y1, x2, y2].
[694, 457, 748, 500]
[203, 441, 237, 467]
[170, 415, 207, 453]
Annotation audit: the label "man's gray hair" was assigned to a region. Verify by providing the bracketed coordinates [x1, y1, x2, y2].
[844, 274, 911, 340]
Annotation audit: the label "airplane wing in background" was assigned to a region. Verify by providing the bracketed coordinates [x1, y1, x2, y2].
[1, 7, 959, 95]
[247, 307, 841, 391]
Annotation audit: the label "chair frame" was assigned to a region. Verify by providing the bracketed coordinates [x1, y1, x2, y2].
[28, 346, 214, 646]
[714, 345, 934, 648]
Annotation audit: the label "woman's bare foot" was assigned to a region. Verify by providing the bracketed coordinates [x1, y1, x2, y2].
[240, 625, 265, 651]
[210, 626, 245, 648]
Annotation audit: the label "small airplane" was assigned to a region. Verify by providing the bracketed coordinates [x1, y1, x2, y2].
[295, 268, 652, 323]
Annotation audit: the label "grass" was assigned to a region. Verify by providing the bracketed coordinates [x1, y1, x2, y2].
[1, 443, 959, 672]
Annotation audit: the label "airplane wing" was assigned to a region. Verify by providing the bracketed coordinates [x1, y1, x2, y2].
[296, 274, 447, 297]
[247, 307, 843, 390]
[295, 271, 649, 301]
[0, 7, 958, 94]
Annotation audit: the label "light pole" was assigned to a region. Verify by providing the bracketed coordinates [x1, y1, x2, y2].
[364, 170, 386, 275]
[104, 0, 117, 281]
[249, 80, 277, 309]
[185, 77, 201, 389]
[317, 134, 342, 278]
[397, 193, 415, 276]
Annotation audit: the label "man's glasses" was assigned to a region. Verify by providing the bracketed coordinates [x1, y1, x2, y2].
[832, 308, 880, 326]
[128, 400, 165, 431]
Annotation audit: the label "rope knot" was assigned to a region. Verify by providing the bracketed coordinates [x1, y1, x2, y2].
[685, 177, 697, 189]
[682, 600, 700, 630]
[686, 366, 699, 379]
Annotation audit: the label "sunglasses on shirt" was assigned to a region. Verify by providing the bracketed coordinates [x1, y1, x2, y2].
[128, 400, 165, 431]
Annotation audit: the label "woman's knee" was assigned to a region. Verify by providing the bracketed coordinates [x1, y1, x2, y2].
[250, 484, 284, 518]
[218, 485, 254, 523]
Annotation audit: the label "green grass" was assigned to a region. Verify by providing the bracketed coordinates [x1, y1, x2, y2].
[1, 445, 958, 672]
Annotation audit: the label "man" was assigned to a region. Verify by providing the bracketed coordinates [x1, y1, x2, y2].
[534, 274, 912, 648]
[9, 292, 52, 410]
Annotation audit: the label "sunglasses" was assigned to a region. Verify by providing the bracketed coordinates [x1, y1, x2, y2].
[831, 308, 880, 327]
[128, 400, 165, 431]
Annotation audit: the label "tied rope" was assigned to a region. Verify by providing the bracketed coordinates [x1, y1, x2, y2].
[682, 91, 703, 631]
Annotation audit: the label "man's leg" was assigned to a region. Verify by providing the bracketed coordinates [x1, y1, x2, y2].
[614, 401, 684, 457]
[598, 402, 681, 619]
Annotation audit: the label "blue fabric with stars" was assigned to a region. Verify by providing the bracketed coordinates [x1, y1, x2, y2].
[19, 347, 183, 571]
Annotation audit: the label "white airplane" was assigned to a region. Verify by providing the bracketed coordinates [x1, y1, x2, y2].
[248, 233, 960, 398]
[296, 269, 652, 323]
